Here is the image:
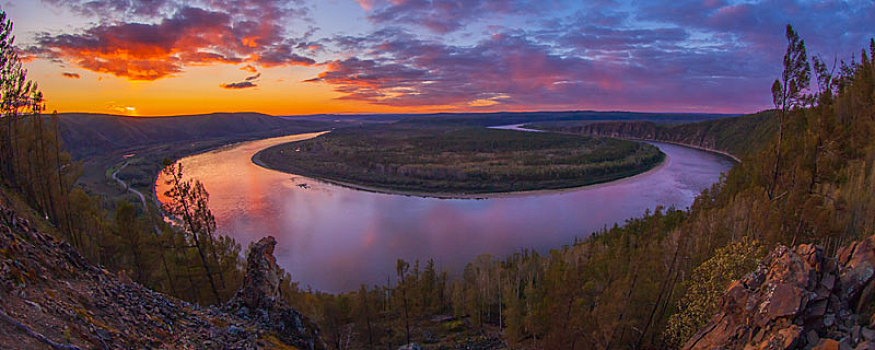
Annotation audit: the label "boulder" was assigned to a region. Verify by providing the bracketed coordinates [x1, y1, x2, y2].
[225, 236, 326, 350]
[684, 239, 875, 350]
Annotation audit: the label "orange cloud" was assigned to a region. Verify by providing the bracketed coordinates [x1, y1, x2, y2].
[29, 6, 316, 81]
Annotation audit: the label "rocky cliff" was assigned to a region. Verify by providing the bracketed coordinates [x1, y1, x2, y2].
[225, 236, 326, 350]
[684, 235, 875, 350]
[0, 202, 322, 349]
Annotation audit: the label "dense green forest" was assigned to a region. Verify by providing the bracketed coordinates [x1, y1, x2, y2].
[255, 127, 664, 194]
[3, 6, 875, 348]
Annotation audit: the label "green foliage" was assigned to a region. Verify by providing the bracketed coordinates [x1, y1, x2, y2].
[663, 239, 767, 347]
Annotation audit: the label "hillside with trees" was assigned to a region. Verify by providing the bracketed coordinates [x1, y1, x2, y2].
[526, 110, 776, 160]
[266, 26, 875, 349]
[3, 3, 875, 348]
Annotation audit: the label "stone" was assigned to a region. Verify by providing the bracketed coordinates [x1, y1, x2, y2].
[808, 299, 829, 318]
[227, 236, 281, 312]
[812, 339, 841, 350]
[826, 314, 836, 327]
[809, 330, 821, 345]
[765, 283, 805, 321]
[684, 235, 875, 350]
[225, 236, 326, 350]
[862, 327, 875, 341]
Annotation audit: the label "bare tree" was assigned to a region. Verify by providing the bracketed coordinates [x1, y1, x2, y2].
[162, 161, 222, 303]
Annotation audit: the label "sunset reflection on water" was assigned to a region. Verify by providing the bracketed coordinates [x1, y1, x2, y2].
[156, 133, 734, 292]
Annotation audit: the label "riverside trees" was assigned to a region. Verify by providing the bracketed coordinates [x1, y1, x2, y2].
[290, 31, 875, 349]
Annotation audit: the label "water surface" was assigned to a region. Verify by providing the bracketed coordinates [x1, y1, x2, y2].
[156, 131, 735, 292]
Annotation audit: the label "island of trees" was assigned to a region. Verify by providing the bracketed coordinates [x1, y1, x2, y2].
[254, 127, 665, 195]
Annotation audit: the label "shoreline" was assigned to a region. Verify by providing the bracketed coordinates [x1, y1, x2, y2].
[525, 126, 742, 163]
[251, 143, 670, 200]
[628, 138, 740, 163]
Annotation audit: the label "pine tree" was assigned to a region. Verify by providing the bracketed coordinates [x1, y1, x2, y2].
[769, 24, 810, 199]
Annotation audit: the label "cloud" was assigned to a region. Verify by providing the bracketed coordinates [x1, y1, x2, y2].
[41, 0, 174, 18]
[365, 0, 545, 33]
[355, 0, 376, 11]
[253, 44, 317, 67]
[220, 81, 257, 89]
[35, 0, 875, 113]
[306, 28, 775, 112]
[61, 72, 80, 79]
[637, 0, 875, 58]
[222, 71, 262, 89]
[32, 1, 317, 80]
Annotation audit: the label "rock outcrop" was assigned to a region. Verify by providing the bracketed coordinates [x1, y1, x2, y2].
[225, 236, 326, 350]
[684, 236, 875, 350]
[0, 200, 322, 349]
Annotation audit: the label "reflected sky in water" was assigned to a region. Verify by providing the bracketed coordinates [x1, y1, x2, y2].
[156, 132, 735, 292]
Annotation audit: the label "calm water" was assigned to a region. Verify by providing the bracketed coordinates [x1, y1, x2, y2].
[156, 131, 735, 292]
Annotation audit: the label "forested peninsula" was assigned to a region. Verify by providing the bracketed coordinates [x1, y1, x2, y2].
[253, 127, 665, 196]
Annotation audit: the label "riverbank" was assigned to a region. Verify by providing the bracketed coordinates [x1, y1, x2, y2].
[251, 127, 666, 198]
[154, 131, 733, 292]
[253, 149, 670, 199]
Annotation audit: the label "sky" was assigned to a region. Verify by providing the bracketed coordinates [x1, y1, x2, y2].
[4, 0, 874, 116]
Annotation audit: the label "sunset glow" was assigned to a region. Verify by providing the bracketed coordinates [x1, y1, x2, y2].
[8, 0, 875, 116]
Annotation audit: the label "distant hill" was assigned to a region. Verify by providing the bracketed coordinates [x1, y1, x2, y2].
[54, 111, 738, 159]
[55, 112, 341, 158]
[392, 110, 737, 128]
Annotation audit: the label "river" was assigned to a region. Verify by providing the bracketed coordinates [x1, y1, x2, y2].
[155, 131, 735, 292]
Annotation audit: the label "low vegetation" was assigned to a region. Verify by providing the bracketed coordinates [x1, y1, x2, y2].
[255, 127, 664, 194]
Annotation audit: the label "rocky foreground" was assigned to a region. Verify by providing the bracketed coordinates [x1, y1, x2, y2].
[685, 236, 875, 350]
[0, 202, 324, 349]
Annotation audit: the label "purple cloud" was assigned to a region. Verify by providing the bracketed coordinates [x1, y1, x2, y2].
[220, 81, 257, 89]
[364, 0, 545, 33]
[306, 26, 775, 112]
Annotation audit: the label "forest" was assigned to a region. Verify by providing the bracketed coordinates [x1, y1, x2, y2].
[1, 7, 875, 348]
[254, 127, 664, 194]
[526, 109, 777, 159]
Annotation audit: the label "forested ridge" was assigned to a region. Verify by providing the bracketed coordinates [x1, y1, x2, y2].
[2, 5, 875, 348]
[527, 109, 777, 160]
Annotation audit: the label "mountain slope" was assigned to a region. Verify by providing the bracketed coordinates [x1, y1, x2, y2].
[56, 113, 338, 158]
[0, 197, 323, 349]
